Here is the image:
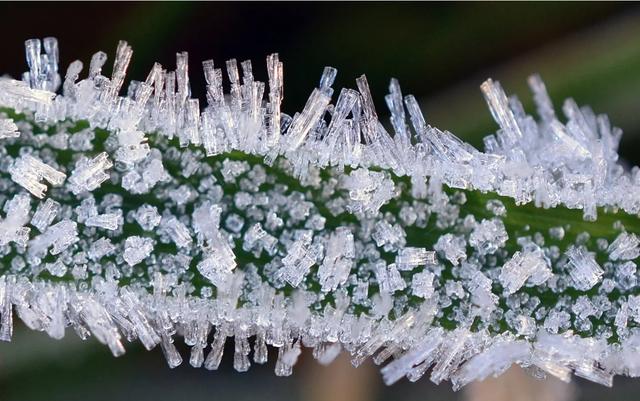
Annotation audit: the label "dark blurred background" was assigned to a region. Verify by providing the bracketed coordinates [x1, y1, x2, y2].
[0, 2, 639, 401]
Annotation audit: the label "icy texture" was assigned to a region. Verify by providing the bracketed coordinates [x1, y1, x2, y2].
[0, 37, 636, 390]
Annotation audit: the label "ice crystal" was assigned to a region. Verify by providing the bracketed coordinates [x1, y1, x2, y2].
[0, 118, 19, 139]
[565, 246, 604, 291]
[499, 249, 552, 295]
[123, 236, 154, 266]
[9, 154, 66, 198]
[608, 232, 640, 261]
[0, 37, 637, 390]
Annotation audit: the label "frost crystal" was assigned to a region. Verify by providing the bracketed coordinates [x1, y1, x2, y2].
[67, 152, 113, 195]
[372, 220, 406, 251]
[85, 213, 121, 230]
[243, 223, 277, 256]
[29, 219, 78, 256]
[375, 261, 406, 293]
[197, 255, 234, 289]
[30, 198, 60, 232]
[499, 249, 552, 294]
[318, 227, 354, 291]
[159, 216, 192, 248]
[0, 193, 31, 246]
[88, 237, 115, 260]
[434, 234, 467, 265]
[396, 247, 436, 270]
[566, 246, 604, 291]
[123, 236, 154, 266]
[342, 169, 395, 216]
[132, 204, 161, 231]
[608, 232, 640, 261]
[279, 239, 315, 287]
[469, 219, 508, 255]
[0, 118, 19, 139]
[452, 334, 530, 390]
[412, 271, 435, 298]
[9, 155, 66, 198]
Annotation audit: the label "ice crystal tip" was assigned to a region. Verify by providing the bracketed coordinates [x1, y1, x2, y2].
[0, 36, 637, 389]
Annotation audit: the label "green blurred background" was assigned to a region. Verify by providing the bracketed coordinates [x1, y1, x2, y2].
[0, 2, 639, 400]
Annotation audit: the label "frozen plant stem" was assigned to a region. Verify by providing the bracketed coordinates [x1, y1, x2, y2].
[0, 37, 638, 389]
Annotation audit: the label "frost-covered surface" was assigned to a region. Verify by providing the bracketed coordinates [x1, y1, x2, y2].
[0, 37, 639, 388]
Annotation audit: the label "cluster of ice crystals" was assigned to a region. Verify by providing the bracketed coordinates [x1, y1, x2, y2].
[0, 37, 637, 390]
[123, 236, 154, 266]
[132, 204, 161, 231]
[434, 234, 467, 265]
[197, 252, 235, 289]
[88, 237, 115, 260]
[342, 169, 395, 216]
[372, 220, 406, 251]
[469, 219, 508, 255]
[318, 227, 355, 292]
[279, 238, 316, 287]
[30, 198, 60, 232]
[608, 232, 640, 261]
[451, 334, 531, 390]
[85, 213, 121, 231]
[0, 193, 31, 246]
[411, 271, 436, 298]
[375, 261, 406, 293]
[9, 155, 66, 198]
[396, 247, 436, 270]
[29, 219, 78, 256]
[0, 118, 19, 139]
[23, 38, 61, 92]
[499, 249, 552, 294]
[565, 246, 604, 291]
[159, 216, 192, 248]
[67, 152, 113, 195]
[243, 223, 278, 256]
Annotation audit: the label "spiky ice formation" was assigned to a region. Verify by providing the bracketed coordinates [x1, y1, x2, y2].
[0, 37, 638, 389]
